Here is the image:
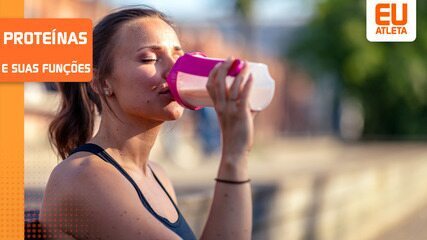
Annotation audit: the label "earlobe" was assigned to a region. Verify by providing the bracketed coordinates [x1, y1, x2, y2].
[103, 88, 113, 96]
[103, 78, 114, 97]
[92, 68, 114, 97]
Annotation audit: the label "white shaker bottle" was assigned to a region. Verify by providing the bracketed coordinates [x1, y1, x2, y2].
[166, 52, 275, 111]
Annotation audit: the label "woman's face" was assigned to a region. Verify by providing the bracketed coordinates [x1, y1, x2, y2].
[107, 17, 185, 122]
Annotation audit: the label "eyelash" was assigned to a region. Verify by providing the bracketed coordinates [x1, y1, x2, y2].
[140, 53, 183, 64]
[141, 58, 158, 64]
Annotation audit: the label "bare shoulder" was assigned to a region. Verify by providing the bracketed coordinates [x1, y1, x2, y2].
[149, 161, 178, 203]
[39, 152, 119, 222]
[40, 152, 116, 203]
[40, 153, 180, 240]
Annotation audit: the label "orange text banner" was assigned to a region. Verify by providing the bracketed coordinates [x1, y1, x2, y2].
[0, 18, 92, 82]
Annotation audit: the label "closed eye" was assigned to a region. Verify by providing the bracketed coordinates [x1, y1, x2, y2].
[140, 58, 158, 64]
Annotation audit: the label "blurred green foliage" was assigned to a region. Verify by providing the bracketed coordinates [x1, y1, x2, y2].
[234, 0, 253, 20]
[288, 0, 427, 138]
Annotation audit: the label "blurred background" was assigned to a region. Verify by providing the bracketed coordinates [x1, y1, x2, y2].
[24, 0, 427, 239]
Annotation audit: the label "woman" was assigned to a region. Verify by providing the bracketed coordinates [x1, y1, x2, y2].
[40, 7, 255, 240]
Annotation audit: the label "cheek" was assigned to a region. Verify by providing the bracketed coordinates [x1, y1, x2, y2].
[125, 81, 159, 108]
[118, 67, 159, 97]
[113, 75, 160, 112]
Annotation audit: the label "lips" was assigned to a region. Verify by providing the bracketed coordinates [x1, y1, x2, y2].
[156, 81, 169, 94]
[158, 87, 170, 95]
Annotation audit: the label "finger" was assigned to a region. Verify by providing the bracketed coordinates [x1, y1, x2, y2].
[229, 61, 249, 101]
[215, 58, 234, 105]
[241, 73, 254, 107]
[206, 62, 221, 102]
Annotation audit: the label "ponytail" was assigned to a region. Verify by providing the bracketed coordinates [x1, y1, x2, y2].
[48, 82, 101, 159]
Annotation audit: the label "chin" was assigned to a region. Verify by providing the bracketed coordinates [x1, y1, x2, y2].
[164, 102, 184, 120]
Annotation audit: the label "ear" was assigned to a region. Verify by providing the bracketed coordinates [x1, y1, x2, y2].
[103, 78, 114, 97]
[91, 68, 114, 97]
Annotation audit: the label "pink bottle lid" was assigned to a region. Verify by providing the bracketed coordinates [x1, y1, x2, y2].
[166, 52, 244, 110]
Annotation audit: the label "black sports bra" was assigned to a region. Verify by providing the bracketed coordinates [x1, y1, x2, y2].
[69, 143, 197, 240]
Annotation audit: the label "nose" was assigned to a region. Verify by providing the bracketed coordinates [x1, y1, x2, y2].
[161, 54, 177, 80]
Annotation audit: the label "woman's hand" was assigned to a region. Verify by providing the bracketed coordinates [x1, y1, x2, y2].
[201, 58, 255, 239]
[206, 58, 255, 163]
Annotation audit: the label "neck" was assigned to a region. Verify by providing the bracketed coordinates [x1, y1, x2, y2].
[90, 111, 162, 174]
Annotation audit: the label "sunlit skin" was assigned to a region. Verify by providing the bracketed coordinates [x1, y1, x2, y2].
[40, 16, 255, 240]
[89, 17, 186, 172]
[106, 17, 185, 123]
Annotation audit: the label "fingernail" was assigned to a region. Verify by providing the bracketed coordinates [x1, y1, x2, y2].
[228, 59, 244, 76]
